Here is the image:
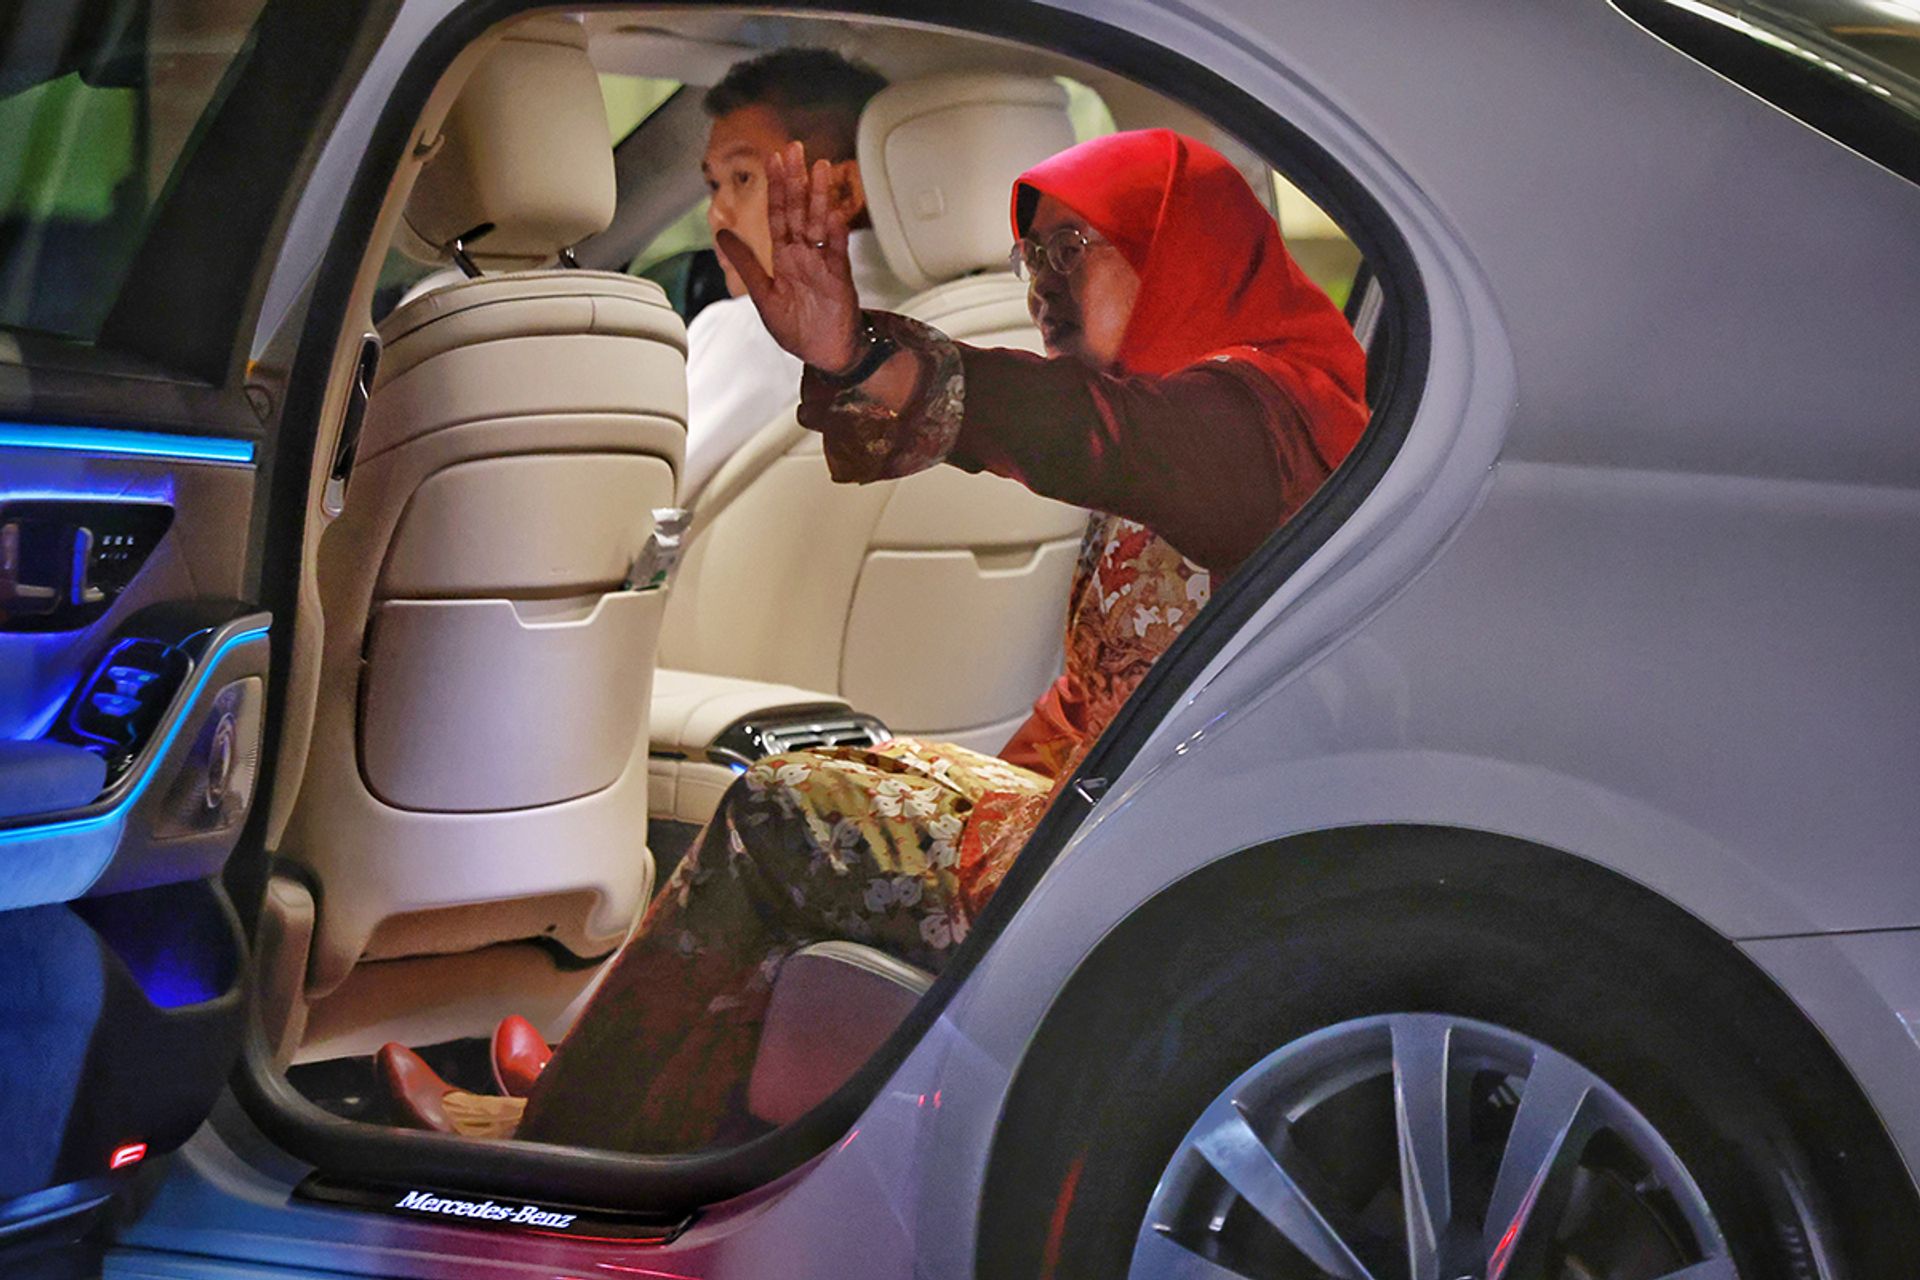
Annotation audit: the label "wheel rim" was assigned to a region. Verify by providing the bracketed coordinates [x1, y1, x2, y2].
[1129, 1013, 1736, 1280]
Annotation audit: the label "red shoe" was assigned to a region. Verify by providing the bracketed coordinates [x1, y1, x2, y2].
[377, 1042, 456, 1133]
[491, 1015, 553, 1098]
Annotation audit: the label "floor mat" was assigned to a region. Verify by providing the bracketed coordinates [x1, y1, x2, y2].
[286, 1036, 495, 1126]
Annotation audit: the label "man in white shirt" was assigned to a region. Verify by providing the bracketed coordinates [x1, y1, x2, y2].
[684, 50, 911, 499]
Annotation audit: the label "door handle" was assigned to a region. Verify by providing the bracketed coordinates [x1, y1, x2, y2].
[69, 525, 106, 606]
[2, 518, 70, 616]
[3, 520, 111, 613]
[0, 501, 173, 630]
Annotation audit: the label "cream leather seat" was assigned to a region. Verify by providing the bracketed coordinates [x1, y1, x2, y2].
[658, 74, 1085, 758]
[279, 21, 685, 1018]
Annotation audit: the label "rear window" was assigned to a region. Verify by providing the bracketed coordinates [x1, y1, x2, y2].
[1616, 0, 1920, 186]
[0, 1, 270, 341]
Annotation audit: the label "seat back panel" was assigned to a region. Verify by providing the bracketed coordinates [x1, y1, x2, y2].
[841, 540, 1077, 737]
[659, 448, 894, 692]
[867, 463, 1083, 549]
[283, 26, 683, 1022]
[361, 589, 665, 813]
[285, 280, 686, 997]
[365, 333, 685, 462]
[380, 452, 670, 597]
[661, 277, 1085, 741]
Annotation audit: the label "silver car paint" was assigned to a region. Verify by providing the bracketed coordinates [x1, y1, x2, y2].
[132, 0, 1920, 1273]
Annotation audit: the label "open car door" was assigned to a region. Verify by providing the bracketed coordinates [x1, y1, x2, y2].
[0, 0, 379, 1253]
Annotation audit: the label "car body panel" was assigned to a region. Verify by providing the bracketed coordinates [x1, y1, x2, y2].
[106, 0, 1920, 1271]
[1742, 929, 1920, 1182]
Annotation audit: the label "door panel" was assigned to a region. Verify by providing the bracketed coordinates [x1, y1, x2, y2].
[0, 882, 247, 1203]
[0, 445, 269, 1216]
[0, 0, 385, 1244]
[5, 609, 270, 904]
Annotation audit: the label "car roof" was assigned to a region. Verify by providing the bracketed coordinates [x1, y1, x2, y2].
[576, 9, 1278, 268]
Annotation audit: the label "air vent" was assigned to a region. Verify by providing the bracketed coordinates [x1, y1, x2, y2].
[707, 705, 891, 767]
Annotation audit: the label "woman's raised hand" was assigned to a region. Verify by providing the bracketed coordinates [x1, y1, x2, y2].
[714, 140, 864, 373]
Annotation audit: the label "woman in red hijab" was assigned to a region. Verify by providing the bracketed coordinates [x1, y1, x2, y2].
[378, 130, 1368, 1151]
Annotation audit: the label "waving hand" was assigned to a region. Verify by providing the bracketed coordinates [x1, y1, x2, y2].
[714, 140, 864, 373]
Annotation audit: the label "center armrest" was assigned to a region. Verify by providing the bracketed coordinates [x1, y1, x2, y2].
[649, 670, 888, 825]
[651, 669, 854, 759]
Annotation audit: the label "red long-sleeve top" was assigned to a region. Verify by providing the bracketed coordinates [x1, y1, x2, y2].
[798, 312, 1332, 576]
[945, 344, 1330, 576]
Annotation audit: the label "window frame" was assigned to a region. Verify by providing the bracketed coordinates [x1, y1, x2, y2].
[234, 0, 1429, 1213]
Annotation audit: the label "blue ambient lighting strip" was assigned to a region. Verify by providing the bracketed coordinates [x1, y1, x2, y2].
[0, 625, 270, 846]
[0, 423, 256, 466]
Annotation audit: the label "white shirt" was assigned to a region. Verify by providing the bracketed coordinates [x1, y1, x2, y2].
[681, 229, 911, 501]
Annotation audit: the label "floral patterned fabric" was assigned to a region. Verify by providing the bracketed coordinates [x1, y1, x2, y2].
[1001, 510, 1213, 779]
[514, 738, 1049, 1153]
[799, 311, 968, 484]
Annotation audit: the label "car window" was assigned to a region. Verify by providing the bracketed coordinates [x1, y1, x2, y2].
[1616, 0, 1920, 185]
[600, 73, 680, 143]
[0, 0, 270, 340]
[630, 199, 711, 278]
[1058, 75, 1116, 140]
[1272, 171, 1362, 307]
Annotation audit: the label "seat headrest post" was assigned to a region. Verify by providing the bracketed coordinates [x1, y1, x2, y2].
[448, 234, 486, 279]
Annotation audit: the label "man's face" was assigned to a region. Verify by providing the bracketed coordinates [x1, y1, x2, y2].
[704, 104, 793, 298]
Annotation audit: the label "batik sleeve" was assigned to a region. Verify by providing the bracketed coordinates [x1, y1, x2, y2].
[796, 311, 965, 485]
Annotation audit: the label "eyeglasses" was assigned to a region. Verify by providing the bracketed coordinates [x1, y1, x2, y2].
[1009, 226, 1111, 280]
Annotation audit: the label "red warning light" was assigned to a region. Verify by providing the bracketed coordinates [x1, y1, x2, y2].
[109, 1142, 148, 1171]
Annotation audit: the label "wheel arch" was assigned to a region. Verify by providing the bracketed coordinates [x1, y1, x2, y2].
[974, 822, 1920, 1276]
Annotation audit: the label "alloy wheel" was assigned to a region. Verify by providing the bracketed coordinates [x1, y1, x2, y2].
[1130, 1013, 1735, 1280]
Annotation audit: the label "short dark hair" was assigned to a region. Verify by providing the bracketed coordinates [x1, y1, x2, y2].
[703, 48, 888, 163]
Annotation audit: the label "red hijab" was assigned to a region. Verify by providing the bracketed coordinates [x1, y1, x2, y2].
[1012, 129, 1368, 468]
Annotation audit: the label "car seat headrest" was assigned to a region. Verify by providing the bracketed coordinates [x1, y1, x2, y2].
[398, 18, 615, 271]
[858, 73, 1078, 293]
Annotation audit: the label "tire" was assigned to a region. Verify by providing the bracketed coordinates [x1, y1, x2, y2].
[977, 829, 1919, 1279]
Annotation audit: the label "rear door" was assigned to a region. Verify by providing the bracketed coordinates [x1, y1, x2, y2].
[0, 0, 378, 1242]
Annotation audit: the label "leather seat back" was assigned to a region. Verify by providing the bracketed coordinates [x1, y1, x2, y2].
[659, 74, 1084, 754]
[282, 20, 685, 998]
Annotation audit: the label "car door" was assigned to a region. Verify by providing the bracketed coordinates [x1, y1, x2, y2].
[0, 0, 380, 1246]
